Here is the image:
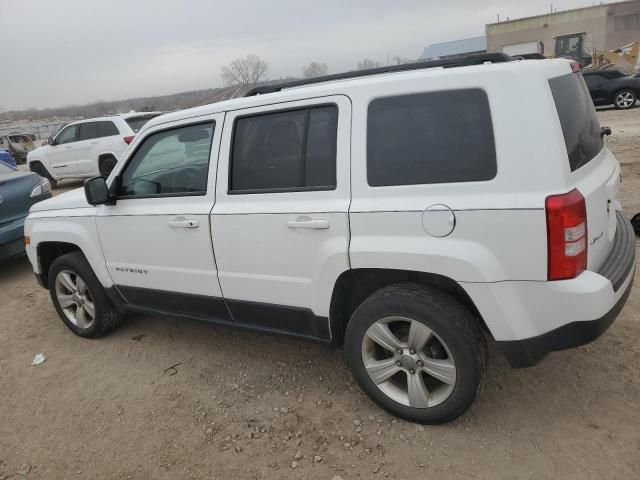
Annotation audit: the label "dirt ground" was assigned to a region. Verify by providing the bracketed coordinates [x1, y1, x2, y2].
[1, 108, 639, 480]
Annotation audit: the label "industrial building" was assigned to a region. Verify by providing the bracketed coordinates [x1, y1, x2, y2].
[486, 0, 640, 60]
[419, 36, 487, 61]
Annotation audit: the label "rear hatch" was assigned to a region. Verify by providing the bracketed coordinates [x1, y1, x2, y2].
[549, 70, 618, 272]
[125, 113, 162, 133]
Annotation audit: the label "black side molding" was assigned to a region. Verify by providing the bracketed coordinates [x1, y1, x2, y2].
[112, 285, 331, 344]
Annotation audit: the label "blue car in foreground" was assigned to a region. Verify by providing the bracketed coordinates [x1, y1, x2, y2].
[0, 162, 52, 259]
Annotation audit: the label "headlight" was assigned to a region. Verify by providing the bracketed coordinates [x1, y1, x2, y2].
[30, 178, 51, 197]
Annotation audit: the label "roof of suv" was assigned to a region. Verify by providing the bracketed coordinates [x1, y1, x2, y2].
[65, 112, 163, 127]
[144, 56, 574, 133]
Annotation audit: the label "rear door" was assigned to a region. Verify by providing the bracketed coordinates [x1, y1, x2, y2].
[549, 71, 618, 271]
[211, 96, 351, 338]
[76, 122, 100, 175]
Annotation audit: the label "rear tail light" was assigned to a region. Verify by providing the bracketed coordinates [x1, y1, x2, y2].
[123, 135, 134, 145]
[570, 61, 581, 72]
[545, 189, 588, 280]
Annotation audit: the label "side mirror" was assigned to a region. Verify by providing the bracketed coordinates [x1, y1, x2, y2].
[47, 135, 56, 146]
[84, 177, 110, 206]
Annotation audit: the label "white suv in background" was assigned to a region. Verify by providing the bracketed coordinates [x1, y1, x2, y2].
[24, 55, 635, 424]
[27, 112, 162, 187]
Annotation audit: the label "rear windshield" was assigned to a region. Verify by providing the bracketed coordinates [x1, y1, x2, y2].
[549, 72, 603, 172]
[126, 114, 160, 133]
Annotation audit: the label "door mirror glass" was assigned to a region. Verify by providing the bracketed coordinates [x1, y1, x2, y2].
[84, 177, 110, 205]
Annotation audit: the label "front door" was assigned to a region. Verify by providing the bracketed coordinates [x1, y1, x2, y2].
[96, 114, 229, 320]
[211, 96, 351, 339]
[49, 124, 79, 177]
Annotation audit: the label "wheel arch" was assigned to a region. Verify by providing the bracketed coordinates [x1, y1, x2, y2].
[28, 217, 113, 290]
[329, 268, 488, 347]
[37, 241, 81, 287]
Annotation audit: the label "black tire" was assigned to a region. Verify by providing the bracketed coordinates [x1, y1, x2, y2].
[345, 283, 487, 424]
[29, 162, 58, 189]
[99, 155, 117, 178]
[631, 213, 640, 236]
[613, 89, 637, 110]
[48, 251, 123, 338]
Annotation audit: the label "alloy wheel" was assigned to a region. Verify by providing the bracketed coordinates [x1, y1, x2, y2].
[615, 91, 635, 109]
[54, 269, 96, 329]
[361, 316, 456, 408]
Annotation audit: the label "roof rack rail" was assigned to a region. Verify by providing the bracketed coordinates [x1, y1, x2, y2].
[513, 53, 546, 60]
[245, 53, 514, 97]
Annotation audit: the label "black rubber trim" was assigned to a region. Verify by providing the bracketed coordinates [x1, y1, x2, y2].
[225, 298, 331, 340]
[34, 273, 46, 288]
[597, 211, 636, 292]
[114, 285, 331, 342]
[117, 285, 232, 321]
[498, 268, 634, 368]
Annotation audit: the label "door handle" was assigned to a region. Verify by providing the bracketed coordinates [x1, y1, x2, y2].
[168, 217, 199, 228]
[287, 217, 330, 229]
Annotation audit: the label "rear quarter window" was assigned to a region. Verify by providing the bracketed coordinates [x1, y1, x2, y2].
[367, 89, 497, 186]
[126, 115, 160, 133]
[549, 73, 603, 172]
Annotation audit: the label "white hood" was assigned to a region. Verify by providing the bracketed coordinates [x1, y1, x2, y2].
[29, 187, 92, 213]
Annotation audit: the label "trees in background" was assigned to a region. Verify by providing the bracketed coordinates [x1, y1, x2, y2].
[221, 54, 269, 86]
[356, 59, 381, 70]
[302, 62, 329, 78]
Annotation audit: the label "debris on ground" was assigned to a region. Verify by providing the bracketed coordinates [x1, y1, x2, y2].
[31, 354, 46, 366]
[16, 463, 31, 476]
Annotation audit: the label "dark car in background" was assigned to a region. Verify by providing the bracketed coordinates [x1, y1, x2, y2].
[0, 162, 52, 259]
[582, 67, 640, 110]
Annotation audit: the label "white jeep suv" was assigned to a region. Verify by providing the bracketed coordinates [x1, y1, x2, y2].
[24, 55, 635, 424]
[27, 112, 161, 187]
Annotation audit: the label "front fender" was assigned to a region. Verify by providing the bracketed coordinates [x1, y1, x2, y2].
[25, 213, 112, 288]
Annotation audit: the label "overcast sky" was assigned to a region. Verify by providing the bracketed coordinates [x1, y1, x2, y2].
[0, 0, 594, 111]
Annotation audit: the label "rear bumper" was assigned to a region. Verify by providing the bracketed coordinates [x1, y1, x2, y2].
[495, 211, 636, 368]
[497, 269, 633, 367]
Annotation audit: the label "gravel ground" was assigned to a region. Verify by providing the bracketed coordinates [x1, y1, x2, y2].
[1, 108, 639, 480]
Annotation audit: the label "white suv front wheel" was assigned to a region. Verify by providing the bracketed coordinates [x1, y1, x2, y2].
[48, 252, 123, 338]
[345, 283, 487, 424]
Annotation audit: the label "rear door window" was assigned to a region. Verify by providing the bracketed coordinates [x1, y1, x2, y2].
[367, 89, 497, 186]
[230, 106, 338, 193]
[78, 122, 98, 141]
[549, 73, 603, 172]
